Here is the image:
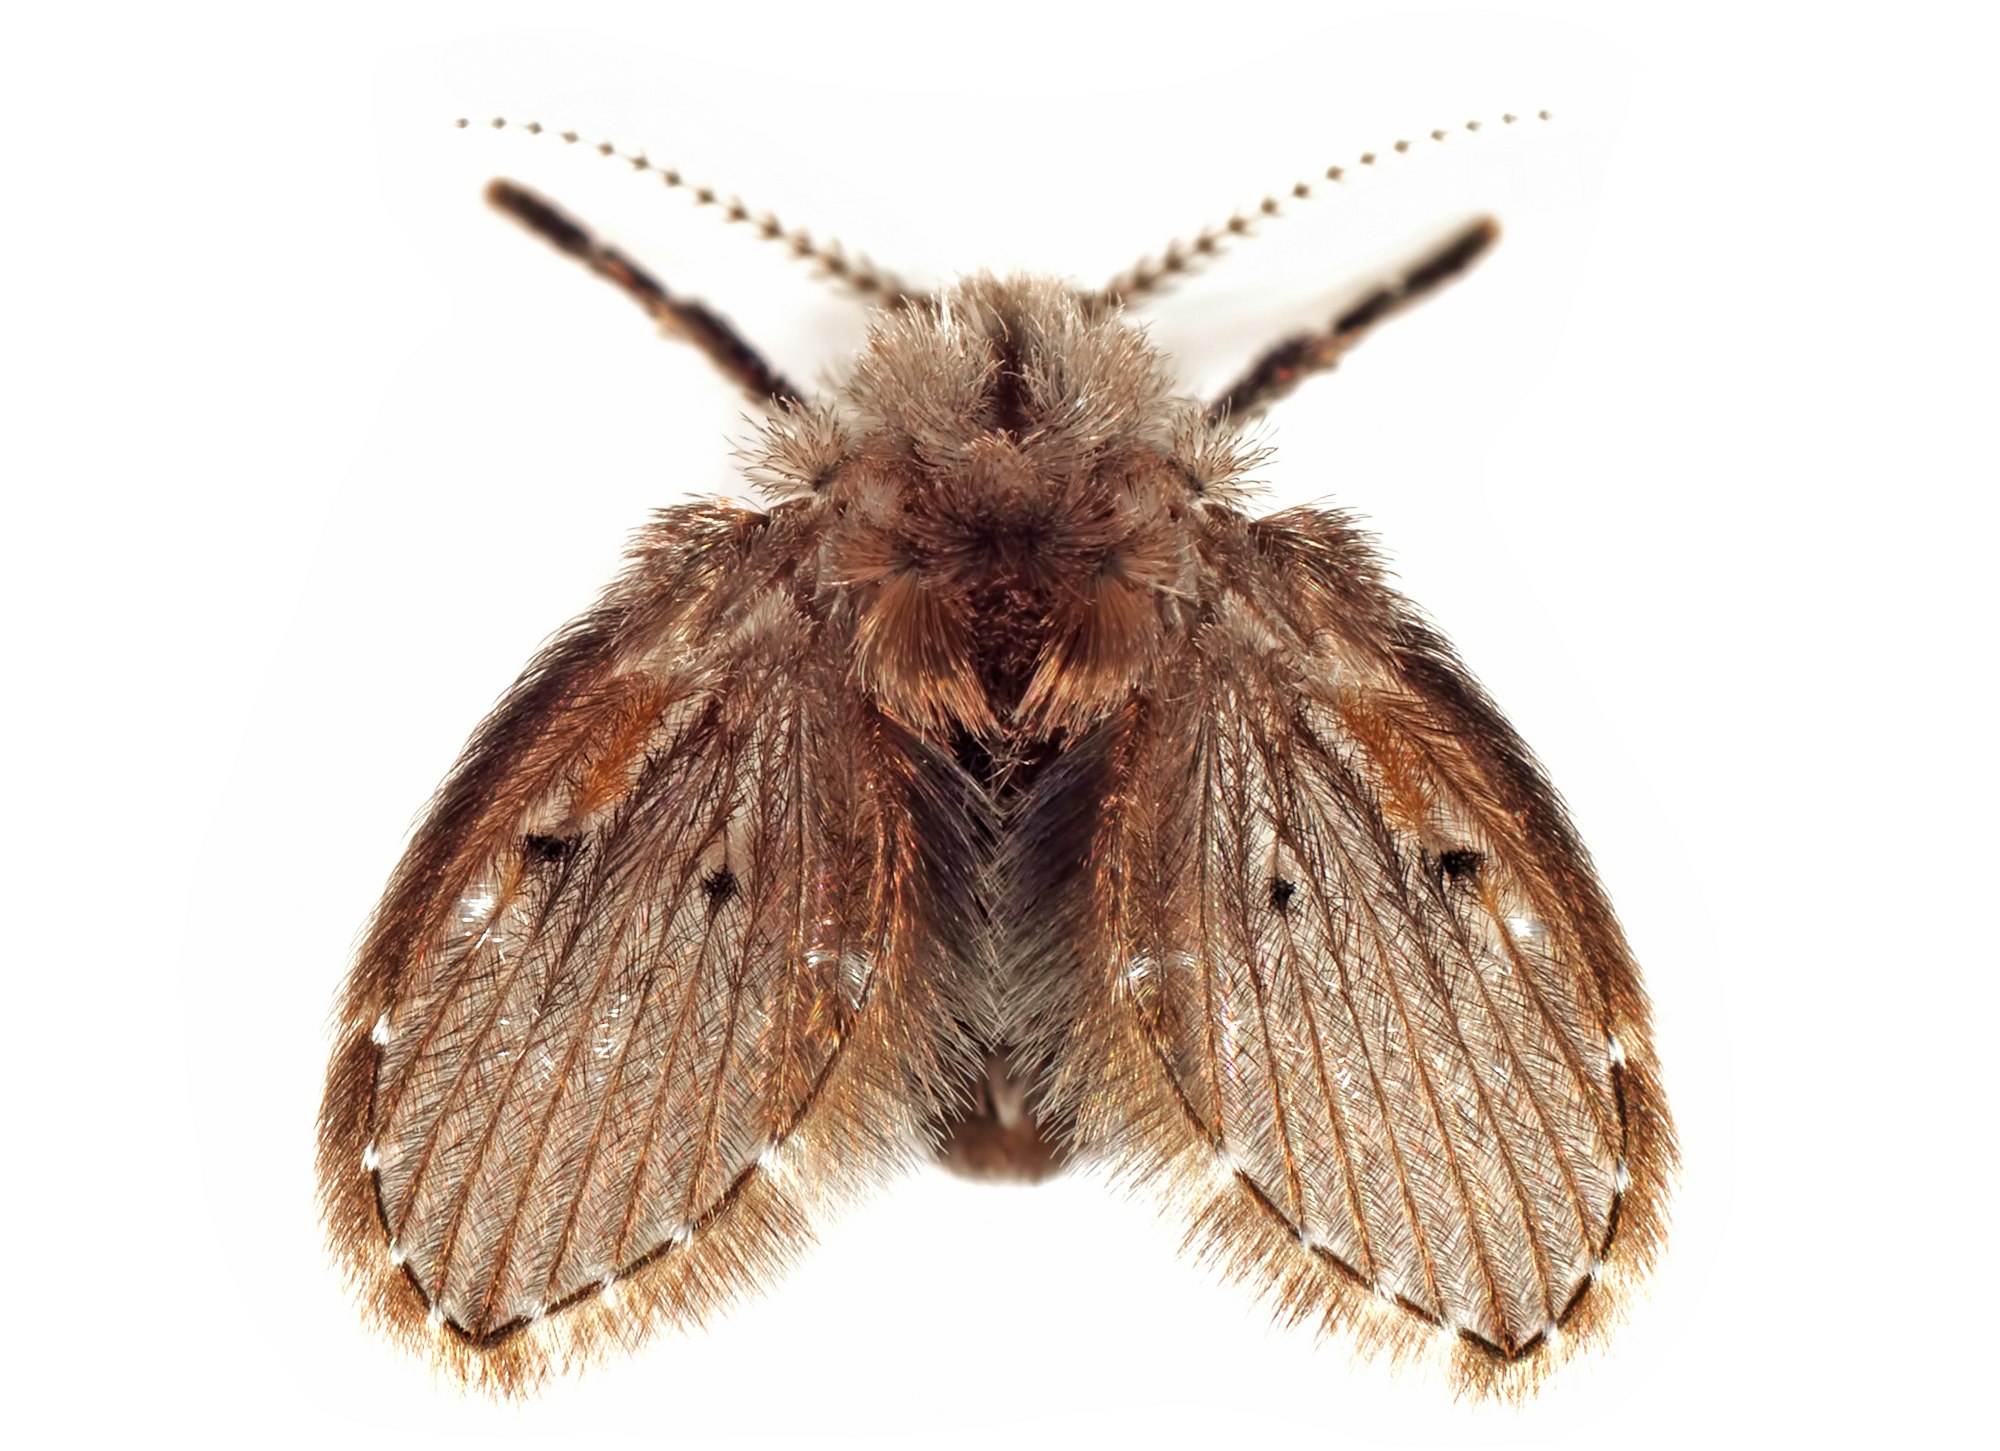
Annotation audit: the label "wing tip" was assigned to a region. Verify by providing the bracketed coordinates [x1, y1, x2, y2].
[314, 972, 955, 1397]
[1122, 1008, 1679, 1402]
[1177, 1137, 1676, 1400]
[316, 1111, 819, 1399]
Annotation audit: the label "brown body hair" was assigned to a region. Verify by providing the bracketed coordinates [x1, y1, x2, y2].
[320, 120, 1673, 1399]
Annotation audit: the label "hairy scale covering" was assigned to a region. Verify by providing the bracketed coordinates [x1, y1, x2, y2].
[320, 275, 1672, 1396]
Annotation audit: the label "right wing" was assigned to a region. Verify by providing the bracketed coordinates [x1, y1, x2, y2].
[318, 500, 978, 1391]
[1032, 507, 1672, 1395]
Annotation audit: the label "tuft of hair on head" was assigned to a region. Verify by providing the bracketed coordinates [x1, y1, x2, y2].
[1167, 405, 1272, 508]
[737, 399, 853, 502]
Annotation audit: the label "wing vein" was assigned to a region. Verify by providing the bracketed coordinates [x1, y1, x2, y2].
[608, 897, 728, 1264]
[429, 834, 661, 1310]
[680, 745, 773, 1224]
[1196, 728, 1227, 1143]
[384, 863, 574, 1246]
[1424, 878, 1562, 1327]
[536, 960, 662, 1307]
[1290, 714, 1510, 1337]
[1383, 695, 1620, 1072]
[1259, 714, 1445, 1313]
[1247, 726, 1379, 1278]
[473, 741, 745, 1313]
[1223, 722, 1308, 1223]
[371, 879, 527, 1138]
[1483, 889, 1619, 1151]
[770, 709, 810, 1134]
[467, 943, 629, 1323]
[1458, 888, 1597, 1258]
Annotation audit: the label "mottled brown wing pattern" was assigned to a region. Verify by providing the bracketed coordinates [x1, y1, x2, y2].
[1048, 507, 1673, 1395]
[319, 501, 976, 1390]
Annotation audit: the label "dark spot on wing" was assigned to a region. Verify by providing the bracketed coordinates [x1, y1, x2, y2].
[522, 833, 581, 866]
[1434, 847, 1483, 887]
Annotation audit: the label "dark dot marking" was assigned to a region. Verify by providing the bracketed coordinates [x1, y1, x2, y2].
[1269, 877, 1297, 911]
[702, 868, 738, 907]
[1437, 848, 1483, 885]
[523, 833, 580, 866]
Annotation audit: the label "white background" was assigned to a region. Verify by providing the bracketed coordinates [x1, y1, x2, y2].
[6, 2, 1991, 1446]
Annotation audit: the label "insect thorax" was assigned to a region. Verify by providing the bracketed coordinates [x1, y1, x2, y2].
[754, 275, 1260, 739]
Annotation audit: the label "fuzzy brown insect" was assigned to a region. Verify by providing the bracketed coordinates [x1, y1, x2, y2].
[319, 113, 1674, 1399]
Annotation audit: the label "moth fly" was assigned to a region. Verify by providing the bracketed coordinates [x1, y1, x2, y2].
[320, 112, 1674, 1398]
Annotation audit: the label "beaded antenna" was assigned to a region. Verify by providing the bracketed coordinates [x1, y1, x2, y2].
[319, 111, 1673, 1399]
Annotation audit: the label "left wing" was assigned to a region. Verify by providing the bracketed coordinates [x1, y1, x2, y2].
[319, 502, 979, 1390]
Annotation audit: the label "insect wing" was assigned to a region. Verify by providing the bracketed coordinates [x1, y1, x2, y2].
[319, 502, 970, 1388]
[1045, 506, 1673, 1391]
